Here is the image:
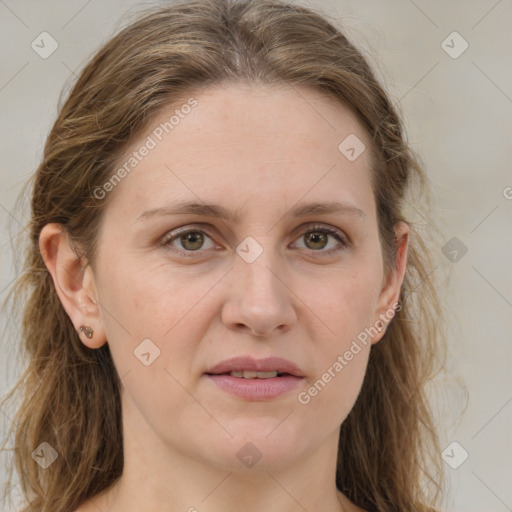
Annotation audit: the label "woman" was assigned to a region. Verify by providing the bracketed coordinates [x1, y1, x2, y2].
[1, 0, 446, 511]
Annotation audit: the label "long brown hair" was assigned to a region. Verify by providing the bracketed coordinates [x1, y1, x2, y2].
[1, 1, 447, 510]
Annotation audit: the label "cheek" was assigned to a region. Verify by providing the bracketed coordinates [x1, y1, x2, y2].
[95, 260, 190, 368]
[311, 264, 382, 345]
[98, 255, 192, 335]
[298, 346, 370, 430]
[297, 256, 382, 414]
[95, 264, 212, 439]
[299, 281, 375, 419]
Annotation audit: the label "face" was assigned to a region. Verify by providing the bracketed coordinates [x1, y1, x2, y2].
[73, 83, 406, 473]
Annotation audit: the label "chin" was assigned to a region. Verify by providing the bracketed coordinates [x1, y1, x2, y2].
[199, 422, 310, 473]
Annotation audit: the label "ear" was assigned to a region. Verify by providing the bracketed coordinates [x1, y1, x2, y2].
[39, 223, 107, 349]
[371, 221, 409, 345]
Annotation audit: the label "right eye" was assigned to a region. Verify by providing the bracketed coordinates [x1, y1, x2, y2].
[160, 226, 218, 256]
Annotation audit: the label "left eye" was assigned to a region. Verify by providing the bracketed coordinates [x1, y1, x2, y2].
[293, 226, 347, 253]
[160, 225, 347, 256]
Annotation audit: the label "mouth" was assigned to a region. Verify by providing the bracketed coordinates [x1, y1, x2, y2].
[204, 355, 305, 401]
[205, 355, 304, 377]
[204, 356, 305, 401]
[205, 373, 304, 401]
[206, 370, 292, 379]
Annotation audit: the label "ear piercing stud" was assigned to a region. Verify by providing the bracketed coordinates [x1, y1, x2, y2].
[377, 323, 387, 333]
[79, 325, 94, 339]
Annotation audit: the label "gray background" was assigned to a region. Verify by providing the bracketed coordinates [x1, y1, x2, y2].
[1, 1, 511, 511]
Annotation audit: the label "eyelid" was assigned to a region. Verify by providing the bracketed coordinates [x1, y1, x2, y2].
[159, 224, 219, 253]
[160, 222, 349, 256]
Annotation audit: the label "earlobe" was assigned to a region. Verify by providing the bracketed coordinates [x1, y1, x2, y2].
[39, 223, 107, 349]
[370, 221, 409, 345]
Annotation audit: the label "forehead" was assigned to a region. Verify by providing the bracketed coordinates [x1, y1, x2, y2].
[105, 83, 376, 222]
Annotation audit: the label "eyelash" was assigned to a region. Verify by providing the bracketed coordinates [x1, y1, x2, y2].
[159, 223, 349, 258]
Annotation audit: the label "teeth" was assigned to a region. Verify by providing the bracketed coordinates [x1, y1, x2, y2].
[229, 370, 279, 379]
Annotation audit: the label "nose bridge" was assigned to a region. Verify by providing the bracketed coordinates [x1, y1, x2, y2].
[222, 233, 296, 335]
[236, 235, 285, 305]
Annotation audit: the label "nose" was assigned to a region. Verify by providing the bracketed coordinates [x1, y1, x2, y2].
[221, 252, 297, 338]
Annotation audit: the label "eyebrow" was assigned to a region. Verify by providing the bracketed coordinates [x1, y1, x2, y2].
[136, 200, 367, 223]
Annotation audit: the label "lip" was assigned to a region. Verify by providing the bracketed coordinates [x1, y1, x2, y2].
[205, 356, 304, 377]
[204, 356, 305, 401]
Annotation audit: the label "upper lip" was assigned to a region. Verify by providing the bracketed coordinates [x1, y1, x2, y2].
[205, 356, 304, 377]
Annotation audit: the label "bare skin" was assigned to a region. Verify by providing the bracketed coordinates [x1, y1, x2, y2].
[40, 82, 408, 512]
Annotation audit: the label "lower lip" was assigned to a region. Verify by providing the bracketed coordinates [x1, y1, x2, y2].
[205, 374, 304, 400]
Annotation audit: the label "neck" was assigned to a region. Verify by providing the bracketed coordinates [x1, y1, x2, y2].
[93, 393, 352, 512]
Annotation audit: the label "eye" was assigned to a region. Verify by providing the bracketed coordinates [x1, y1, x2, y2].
[160, 223, 348, 258]
[292, 224, 348, 254]
[160, 226, 218, 256]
